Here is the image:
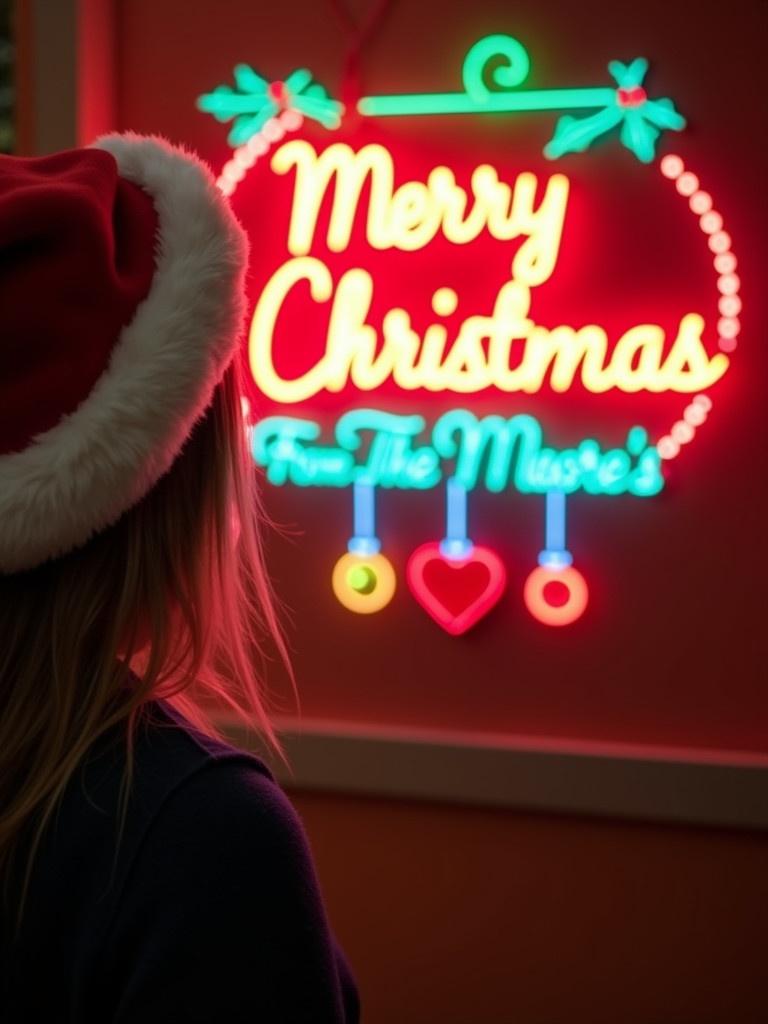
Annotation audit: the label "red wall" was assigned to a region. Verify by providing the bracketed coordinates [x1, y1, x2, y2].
[292, 790, 768, 1024]
[109, 0, 768, 755]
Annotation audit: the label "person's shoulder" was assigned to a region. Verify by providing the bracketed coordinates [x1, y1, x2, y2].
[134, 700, 299, 853]
[83, 696, 275, 807]
[77, 699, 294, 886]
[142, 697, 274, 775]
[119, 735, 322, 935]
[156, 751, 304, 855]
[102, 726, 353, 1024]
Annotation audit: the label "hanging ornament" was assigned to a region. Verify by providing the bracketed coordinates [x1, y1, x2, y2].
[332, 481, 396, 613]
[407, 479, 506, 635]
[523, 491, 588, 627]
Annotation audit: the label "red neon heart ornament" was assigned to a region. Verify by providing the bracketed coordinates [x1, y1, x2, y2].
[407, 543, 507, 636]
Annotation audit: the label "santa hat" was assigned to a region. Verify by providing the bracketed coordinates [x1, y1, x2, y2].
[0, 133, 248, 574]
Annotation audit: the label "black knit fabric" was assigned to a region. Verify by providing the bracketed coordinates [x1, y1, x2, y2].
[1, 700, 359, 1023]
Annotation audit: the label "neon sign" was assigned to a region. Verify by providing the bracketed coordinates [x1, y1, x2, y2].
[199, 35, 740, 632]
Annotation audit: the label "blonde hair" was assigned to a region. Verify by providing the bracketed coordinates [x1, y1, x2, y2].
[0, 360, 288, 931]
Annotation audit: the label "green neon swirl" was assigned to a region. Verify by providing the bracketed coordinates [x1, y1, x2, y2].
[462, 34, 530, 98]
[357, 35, 685, 163]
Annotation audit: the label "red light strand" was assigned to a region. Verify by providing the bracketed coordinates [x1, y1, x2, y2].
[656, 154, 741, 461]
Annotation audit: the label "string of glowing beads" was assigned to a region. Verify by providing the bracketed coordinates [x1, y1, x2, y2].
[656, 154, 740, 461]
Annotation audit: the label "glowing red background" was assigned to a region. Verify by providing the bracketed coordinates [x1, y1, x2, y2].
[110, 0, 767, 754]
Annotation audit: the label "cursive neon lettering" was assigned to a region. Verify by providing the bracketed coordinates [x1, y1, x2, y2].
[252, 409, 664, 497]
[249, 257, 729, 402]
[271, 140, 570, 284]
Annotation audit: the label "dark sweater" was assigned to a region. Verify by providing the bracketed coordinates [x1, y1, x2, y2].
[1, 700, 359, 1023]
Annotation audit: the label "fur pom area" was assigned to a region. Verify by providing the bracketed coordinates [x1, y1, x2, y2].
[0, 133, 249, 573]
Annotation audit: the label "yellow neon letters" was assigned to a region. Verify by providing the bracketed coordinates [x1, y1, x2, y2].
[249, 257, 729, 403]
[253, 141, 728, 405]
[271, 140, 570, 285]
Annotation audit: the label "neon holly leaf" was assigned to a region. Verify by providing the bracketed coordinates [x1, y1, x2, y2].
[610, 57, 649, 89]
[543, 107, 624, 159]
[197, 66, 343, 145]
[544, 57, 685, 162]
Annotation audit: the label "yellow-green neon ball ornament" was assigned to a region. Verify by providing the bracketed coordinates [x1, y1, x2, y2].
[332, 552, 396, 613]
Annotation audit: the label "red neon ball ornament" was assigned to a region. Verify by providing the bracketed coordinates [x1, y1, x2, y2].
[524, 565, 589, 627]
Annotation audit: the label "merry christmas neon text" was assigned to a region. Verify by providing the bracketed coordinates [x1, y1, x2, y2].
[249, 142, 726, 405]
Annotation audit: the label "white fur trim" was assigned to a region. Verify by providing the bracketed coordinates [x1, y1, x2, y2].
[0, 133, 248, 572]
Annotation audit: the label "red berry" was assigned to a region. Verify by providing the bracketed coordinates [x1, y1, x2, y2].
[617, 86, 647, 108]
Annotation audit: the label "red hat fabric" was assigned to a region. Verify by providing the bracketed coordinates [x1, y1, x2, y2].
[0, 148, 159, 455]
[0, 134, 249, 573]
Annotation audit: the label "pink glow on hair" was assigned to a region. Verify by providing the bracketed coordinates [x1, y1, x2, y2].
[130, 361, 292, 754]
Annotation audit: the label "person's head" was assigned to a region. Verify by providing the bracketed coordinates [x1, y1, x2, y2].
[0, 135, 285, 925]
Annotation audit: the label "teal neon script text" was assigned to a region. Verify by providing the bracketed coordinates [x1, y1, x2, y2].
[252, 410, 664, 496]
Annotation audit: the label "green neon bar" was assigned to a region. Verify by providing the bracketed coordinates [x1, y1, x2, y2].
[358, 87, 616, 117]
